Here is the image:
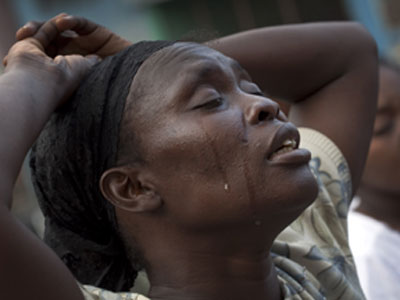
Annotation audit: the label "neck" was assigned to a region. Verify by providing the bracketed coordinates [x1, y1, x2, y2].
[357, 184, 400, 231]
[140, 224, 282, 300]
[147, 250, 281, 300]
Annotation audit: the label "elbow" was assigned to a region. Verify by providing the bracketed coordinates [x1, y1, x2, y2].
[348, 22, 378, 59]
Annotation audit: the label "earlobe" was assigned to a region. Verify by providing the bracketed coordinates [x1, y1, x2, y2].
[100, 167, 162, 213]
[133, 190, 163, 212]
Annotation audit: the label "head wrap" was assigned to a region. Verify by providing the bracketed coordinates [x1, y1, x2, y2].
[30, 40, 175, 292]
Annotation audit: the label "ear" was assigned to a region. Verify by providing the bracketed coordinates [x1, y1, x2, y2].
[100, 166, 162, 213]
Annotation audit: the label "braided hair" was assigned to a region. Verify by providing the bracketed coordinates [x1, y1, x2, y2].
[30, 41, 174, 292]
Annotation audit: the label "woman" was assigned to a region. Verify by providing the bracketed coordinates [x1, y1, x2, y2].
[0, 14, 377, 300]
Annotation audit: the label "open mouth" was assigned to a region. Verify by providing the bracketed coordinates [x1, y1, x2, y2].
[269, 138, 297, 160]
[266, 123, 303, 161]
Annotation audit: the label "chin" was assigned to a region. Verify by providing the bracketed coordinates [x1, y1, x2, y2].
[260, 174, 318, 239]
[280, 165, 319, 216]
[257, 165, 319, 229]
[281, 177, 318, 232]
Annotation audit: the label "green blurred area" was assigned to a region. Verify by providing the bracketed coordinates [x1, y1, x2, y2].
[149, 0, 347, 40]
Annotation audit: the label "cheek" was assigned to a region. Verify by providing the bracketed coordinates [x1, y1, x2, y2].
[146, 123, 235, 179]
[141, 116, 261, 227]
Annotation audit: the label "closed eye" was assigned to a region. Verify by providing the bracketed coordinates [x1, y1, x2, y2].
[251, 91, 265, 97]
[193, 97, 224, 110]
[240, 80, 264, 97]
[374, 119, 393, 136]
[374, 111, 394, 136]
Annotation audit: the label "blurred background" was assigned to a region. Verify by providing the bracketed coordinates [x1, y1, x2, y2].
[1, 0, 400, 236]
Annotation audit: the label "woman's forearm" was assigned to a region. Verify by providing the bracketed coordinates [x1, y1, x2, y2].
[0, 17, 102, 300]
[209, 22, 376, 102]
[0, 70, 59, 204]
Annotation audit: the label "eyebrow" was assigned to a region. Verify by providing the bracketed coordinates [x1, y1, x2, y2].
[176, 62, 229, 100]
[179, 59, 250, 96]
[230, 60, 250, 79]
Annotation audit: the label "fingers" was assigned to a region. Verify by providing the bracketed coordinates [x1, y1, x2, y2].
[16, 13, 68, 40]
[13, 14, 129, 60]
[16, 14, 101, 52]
[32, 19, 61, 49]
[17, 14, 100, 40]
[55, 15, 100, 36]
[52, 54, 101, 104]
[16, 21, 43, 40]
[16, 13, 68, 50]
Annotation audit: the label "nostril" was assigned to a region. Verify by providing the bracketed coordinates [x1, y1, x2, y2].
[258, 111, 270, 122]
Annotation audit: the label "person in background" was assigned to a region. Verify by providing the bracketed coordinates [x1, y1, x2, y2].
[348, 59, 400, 300]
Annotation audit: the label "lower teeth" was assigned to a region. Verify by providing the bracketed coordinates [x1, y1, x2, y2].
[271, 146, 294, 159]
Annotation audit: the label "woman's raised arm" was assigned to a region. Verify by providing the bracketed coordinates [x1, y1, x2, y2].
[0, 15, 101, 300]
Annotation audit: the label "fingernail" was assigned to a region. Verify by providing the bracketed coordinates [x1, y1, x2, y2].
[62, 15, 74, 20]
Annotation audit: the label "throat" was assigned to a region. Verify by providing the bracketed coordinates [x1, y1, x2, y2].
[147, 252, 282, 300]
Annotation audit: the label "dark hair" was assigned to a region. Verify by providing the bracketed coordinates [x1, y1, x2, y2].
[30, 41, 174, 292]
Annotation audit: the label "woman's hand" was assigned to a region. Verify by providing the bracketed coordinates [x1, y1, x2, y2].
[1, 14, 104, 194]
[15, 13, 132, 59]
[4, 14, 105, 105]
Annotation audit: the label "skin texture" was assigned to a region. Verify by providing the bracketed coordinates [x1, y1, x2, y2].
[356, 65, 400, 231]
[1, 15, 377, 300]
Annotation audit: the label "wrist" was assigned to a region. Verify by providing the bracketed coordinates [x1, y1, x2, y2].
[3, 67, 62, 108]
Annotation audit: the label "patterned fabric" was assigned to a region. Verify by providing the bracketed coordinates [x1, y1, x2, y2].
[80, 128, 364, 299]
[272, 128, 364, 299]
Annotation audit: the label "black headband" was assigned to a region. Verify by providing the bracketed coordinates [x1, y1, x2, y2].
[30, 40, 175, 291]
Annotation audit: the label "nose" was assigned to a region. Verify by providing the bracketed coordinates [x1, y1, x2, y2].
[245, 97, 280, 125]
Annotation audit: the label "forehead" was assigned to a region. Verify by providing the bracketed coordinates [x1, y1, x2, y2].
[129, 42, 248, 110]
[147, 42, 245, 82]
[162, 42, 235, 64]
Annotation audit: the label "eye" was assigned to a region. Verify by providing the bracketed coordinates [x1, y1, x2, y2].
[240, 80, 264, 96]
[374, 119, 393, 136]
[193, 97, 224, 110]
[373, 113, 393, 136]
[251, 90, 265, 96]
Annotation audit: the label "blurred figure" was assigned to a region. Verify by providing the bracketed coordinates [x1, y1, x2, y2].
[348, 59, 400, 300]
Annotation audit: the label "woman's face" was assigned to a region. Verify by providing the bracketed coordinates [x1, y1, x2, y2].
[126, 43, 317, 234]
[361, 65, 400, 194]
